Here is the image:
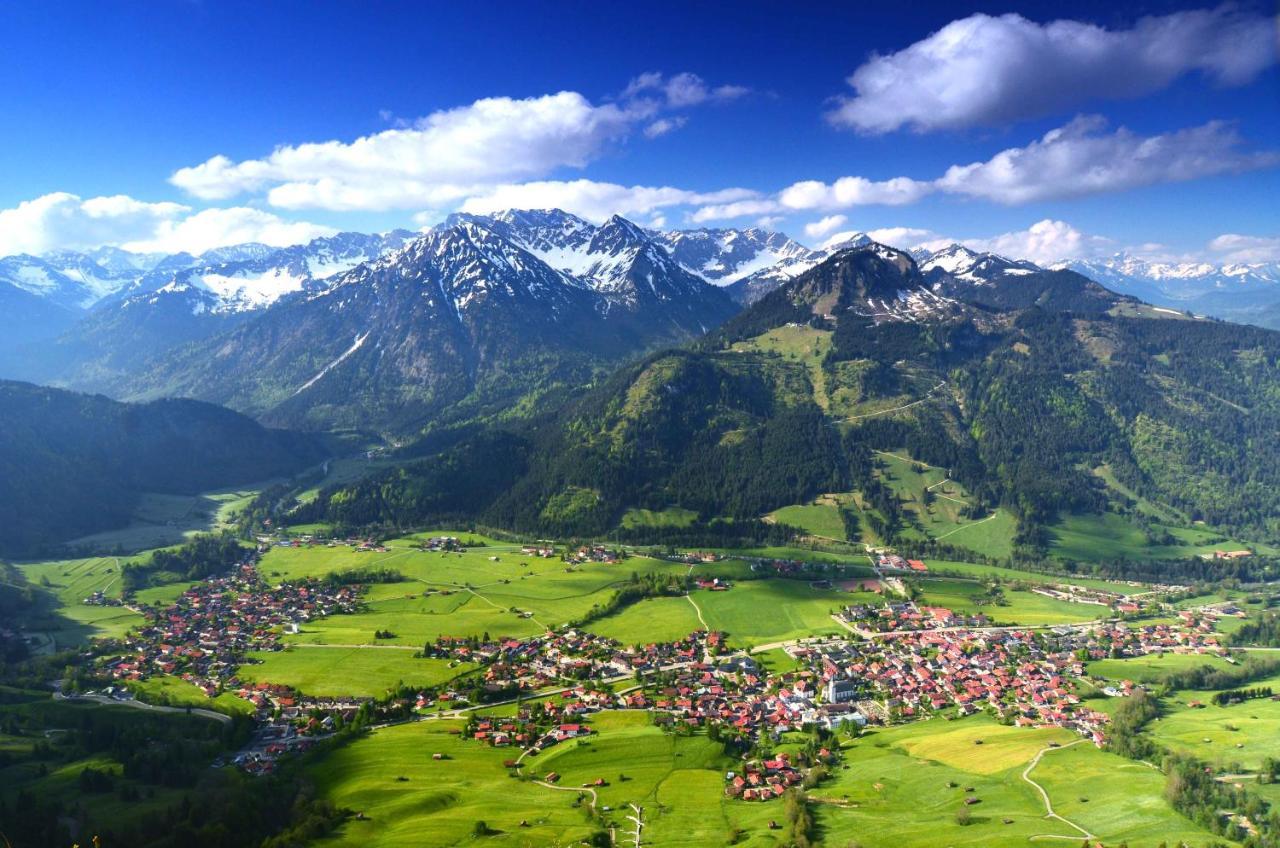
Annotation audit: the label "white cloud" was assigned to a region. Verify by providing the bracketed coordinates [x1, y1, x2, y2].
[865, 226, 949, 252]
[937, 116, 1279, 204]
[623, 71, 749, 107]
[0, 192, 334, 257]
[0, 192, 190, 255]
[123, 207, 336, 255]
[173, 76, 748, 213]
[829, 8, 1276, 133]
[803, 214, 848, 239]
[644, 116, 687, 139]
[1207, 233, 1280, 264]
[171, 91, 649, 209]
[458, 179, 757, 224]
[963, 219, 1113, 265]
[688, 198, 781, 223]
[779, 176, 934, 210]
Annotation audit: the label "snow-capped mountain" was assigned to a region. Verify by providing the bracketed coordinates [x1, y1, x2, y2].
[445, 210, 737, 328]
[917, 244, 1040, 284]
[29, 214, 736, 432]
[1052, 255, 1280, 298]
[725, 231, 871, 304]
[650, 226, 814, 284]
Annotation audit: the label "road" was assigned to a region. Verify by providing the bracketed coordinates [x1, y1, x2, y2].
[54, 691, 232, 725]
[1021, 739, 1094, 842]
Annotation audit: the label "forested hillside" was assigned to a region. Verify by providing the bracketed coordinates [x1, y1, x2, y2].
[290, 244, 1280, 564]
[0, 381, 326, 556]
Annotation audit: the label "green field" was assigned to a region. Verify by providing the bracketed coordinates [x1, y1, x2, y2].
[805, 713, 1220, 847]
[1087, 652, 1235, 684]
[127, 675, 257, 716]
[307, 718, 600, 847]
[620, 507, 699, 530]
[923, 559, 1144, 592]
[587, 595, 705, 645]
[241, 648, 475, 698]
[1050, 512, 1268, 562]
[768, 500, 849, 541]
[15, 555, 146, 645]
[696, 579, 853, 646]
[918, 577, 1107, 626]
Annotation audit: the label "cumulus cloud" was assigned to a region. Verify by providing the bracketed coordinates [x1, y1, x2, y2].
[803, 215, 848, 239]
[123, 207, 336, 255]
[937, 116, 1279, 204]
[779, 175, 934, 210]
[0, 192, 190, 255]
[864, 227, 950, 253]
[458, 179, 757, 224]
[173, 76, 748, 212]
[829, 8, 1276, 133]
[1207, 233, 1280, 264]
[963, 219, 1114, 264]
[0, 192, 334, 256]
[171, 92, 643, 209]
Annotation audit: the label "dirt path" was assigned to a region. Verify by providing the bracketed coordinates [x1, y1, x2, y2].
[845, 380, 946, 422]
[55, 692, 232, 725]
[686, 593, 709, 631]
[933, 510, 998, 541]
[1022, 740, 1094, 842]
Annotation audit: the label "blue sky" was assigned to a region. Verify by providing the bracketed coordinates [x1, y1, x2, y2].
[0, 0, 1276, 263]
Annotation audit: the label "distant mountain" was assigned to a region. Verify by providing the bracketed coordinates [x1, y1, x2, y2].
[918, 243, 1041, 284]
[113, 215, 737, 434]
[0, 380, 325, 556]
[0, 231, 416, 391]
[1050, 254, 1280, 329]
[650, 226, 813, 284]
[724, 232, 872, 305]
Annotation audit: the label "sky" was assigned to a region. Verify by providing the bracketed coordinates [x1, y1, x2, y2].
[0, 0, 1277, 264]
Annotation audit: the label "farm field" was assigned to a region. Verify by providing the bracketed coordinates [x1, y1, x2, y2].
[1087, 652, 1236, 684]
[306, 718, 598, 848]
[918, 577, 1107, 626]
[1050, 512, 1270, 561]
[586, 595, 705, 645]
[15, 555, 146, 645]
[695, 579, 862, 646]
[921, 559, 1143, 592]
[240, 649, 473, 698]
[806, 713, 1221, 847]
[767, 500, 848, 541]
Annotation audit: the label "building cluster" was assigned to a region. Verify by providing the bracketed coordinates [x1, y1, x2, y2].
[840, 601, 990, 633]
[424, 630, 714, 693]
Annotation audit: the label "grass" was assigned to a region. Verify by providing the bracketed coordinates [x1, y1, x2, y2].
[306, 719, 597, 848]
[1050, 511, 1264, 562]
[1034, 743, 1221, 844]
[696, 579, 848, 647]
[768, 499, 848, 541]
[805, 713, 1222, 847]
[730, 324, 833, 410]
[240, 649, 475, 698]
[1151, 691, 1280, 772]
[1087, 652, 1235, 684]
[127, 675, 257, 716]
[923, 559, 1144, 592]
[586, 595, 705, 645]
[15, 555, 147, 645]
[917, 577, 1106, 626]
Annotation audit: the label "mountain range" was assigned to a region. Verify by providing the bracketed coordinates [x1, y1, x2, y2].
[3, 208, 1280, 440]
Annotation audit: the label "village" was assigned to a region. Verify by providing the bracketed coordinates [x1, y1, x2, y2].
[72, 539, 1237, 784]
